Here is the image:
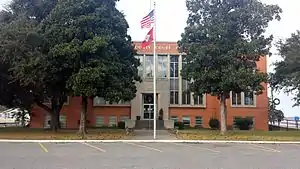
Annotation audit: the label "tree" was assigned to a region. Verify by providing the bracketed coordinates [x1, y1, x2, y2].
[42, 0, 140, 137]
[178, 0, 282, 134]
[0, 0, 71, 131]
[273, 31, 300, 107]
[268, 97, 284, 124]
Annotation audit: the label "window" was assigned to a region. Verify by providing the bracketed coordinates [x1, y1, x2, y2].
[170, 55, 179, 104]
[233, 116, 242, 129]
[231, 92, 255, 106]
[182, 80, 191, 105]
[93, 96, 130, 106]
[109, 116, 117, 127]
[182, 116, 191, 126]
[232, 92, 242, 105]
[194, 94, 204, 105]
[170, 55, 179, 77]
[135, 55, 144, 77]
[145, 55, 153, 78]
[157, 55, 168, 78]
[170, 116, 178, 122]
[195, 116, 203, 127]
[170, 79, 179, 104]
[244, 92, 254, 105]
[96, 116, 105, 127]
[60, 115, 67, 128]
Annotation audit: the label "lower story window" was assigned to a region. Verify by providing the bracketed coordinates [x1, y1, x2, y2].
[182, 116, 191, 126]
[109, 116, 117, 127]
[60, 115, 67, 128]
[170, 116, 178, 122]
[195, 116, 202, 127]
[96, 116, 105, 127]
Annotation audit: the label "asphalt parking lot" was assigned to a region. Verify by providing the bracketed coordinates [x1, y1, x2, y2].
[1, 142, 300, 169]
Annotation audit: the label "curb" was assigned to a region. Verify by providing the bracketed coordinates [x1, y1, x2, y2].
[0, 140, 300, 144]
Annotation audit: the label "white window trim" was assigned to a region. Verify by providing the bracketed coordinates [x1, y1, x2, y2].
[230, 91, 256, 108]
[170, 54, 207, 108]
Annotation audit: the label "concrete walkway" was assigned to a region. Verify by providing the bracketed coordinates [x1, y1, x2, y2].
[132, 130, 177, 140]
[131, 130, 177, 140]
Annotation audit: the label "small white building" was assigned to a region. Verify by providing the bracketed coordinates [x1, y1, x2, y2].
[0, 108, 30, 127]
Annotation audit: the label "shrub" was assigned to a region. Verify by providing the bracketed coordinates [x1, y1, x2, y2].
[174, 121, 184, 130]
[209, 118, 220, 129]
[118, 121, 126, 129]
[235, 117, 253, 130]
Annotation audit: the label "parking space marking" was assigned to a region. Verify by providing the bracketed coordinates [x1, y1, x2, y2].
[172, 143, 220, 153]
[126, 143, 163, 152]
[38, 143, 48, 153]
[81, 143, 106, 152]
[246, 144, 281, 153]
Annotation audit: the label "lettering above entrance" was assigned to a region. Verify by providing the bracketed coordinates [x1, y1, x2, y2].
[134, 42, 181, 54]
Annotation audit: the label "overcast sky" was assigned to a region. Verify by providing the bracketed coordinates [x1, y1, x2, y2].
[1, 0, 300, 117]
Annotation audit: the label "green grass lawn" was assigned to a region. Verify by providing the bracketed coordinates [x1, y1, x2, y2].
[0, 128, 132, 140]
[177, 129, 300, 141]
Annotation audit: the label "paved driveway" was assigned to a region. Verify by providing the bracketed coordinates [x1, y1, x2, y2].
[1, 142, 299, 169]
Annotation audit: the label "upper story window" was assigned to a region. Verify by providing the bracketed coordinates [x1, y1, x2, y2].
[93, 96, 130, 106]
[135, 54, 168, 79]
[231, 92, 255, 107]
[145, 55, 153, 78]
[157, 55, 168, 78]
[170, 55, 179, 78]
[135, 55, 144, 77]
[170, 55, 179, 104]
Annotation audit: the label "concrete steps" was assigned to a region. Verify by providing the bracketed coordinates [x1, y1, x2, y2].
[135, 120, 165, 130]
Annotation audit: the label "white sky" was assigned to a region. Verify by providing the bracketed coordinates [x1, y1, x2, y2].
[1, 0, 300, 117]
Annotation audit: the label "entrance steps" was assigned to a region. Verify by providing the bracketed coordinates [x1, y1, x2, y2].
[135, 120, 165, 130]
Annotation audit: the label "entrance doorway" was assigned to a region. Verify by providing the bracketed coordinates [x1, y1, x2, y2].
[143, 93, 155, 120]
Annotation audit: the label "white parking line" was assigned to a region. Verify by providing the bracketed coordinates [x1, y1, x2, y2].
[81, 142, 106, 152]
[172, 143, 220, 153]
[126, 143, 163, 152]
[246, 144, 281, 153]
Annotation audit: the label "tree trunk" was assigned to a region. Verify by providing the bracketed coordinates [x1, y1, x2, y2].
[50, 97, 61, 132]
[50, 112, 59, 132]
[78, 96, 88, 139]
[220, 93, 227, 135]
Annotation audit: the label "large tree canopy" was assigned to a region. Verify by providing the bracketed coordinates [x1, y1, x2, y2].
[273, 31, 300, 107]
[35, 0, 139, 136]
[0, 0, 139, 133]
[179, 0, 282, 133]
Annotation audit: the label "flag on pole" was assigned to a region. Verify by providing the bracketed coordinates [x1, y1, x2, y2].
[141, 27, 154, 48]
[140, 9, 155, 29]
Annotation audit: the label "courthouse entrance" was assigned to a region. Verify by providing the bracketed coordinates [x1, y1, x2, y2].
[142, 93, 155, 120]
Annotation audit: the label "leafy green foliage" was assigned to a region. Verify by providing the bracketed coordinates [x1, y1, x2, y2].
[36, 0, 140, 136]
[268, 97, 284, 124]
[178, 0, 281, 133]
[209, 118, 220, 130]
[273, 31, 300, 106]
[117, 121, 125, 129]
[234, 117, 253, 130]
[174, 121, 184, 130]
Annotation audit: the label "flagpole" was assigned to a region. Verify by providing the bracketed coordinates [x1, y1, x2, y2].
[153, 1, 157, 140]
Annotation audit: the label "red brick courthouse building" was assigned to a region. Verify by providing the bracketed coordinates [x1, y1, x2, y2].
[30, 42, 269, 130]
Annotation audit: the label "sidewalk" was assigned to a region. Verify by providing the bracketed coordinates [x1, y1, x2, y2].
[131, 129, 177, 140]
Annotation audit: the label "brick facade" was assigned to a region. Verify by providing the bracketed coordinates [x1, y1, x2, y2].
[30, 42, 269, 130]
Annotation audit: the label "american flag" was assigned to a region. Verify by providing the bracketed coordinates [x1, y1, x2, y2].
[140, 9, 155, 29]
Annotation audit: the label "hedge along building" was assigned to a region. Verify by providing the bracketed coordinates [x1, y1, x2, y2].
[29, 41, 269, 130]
